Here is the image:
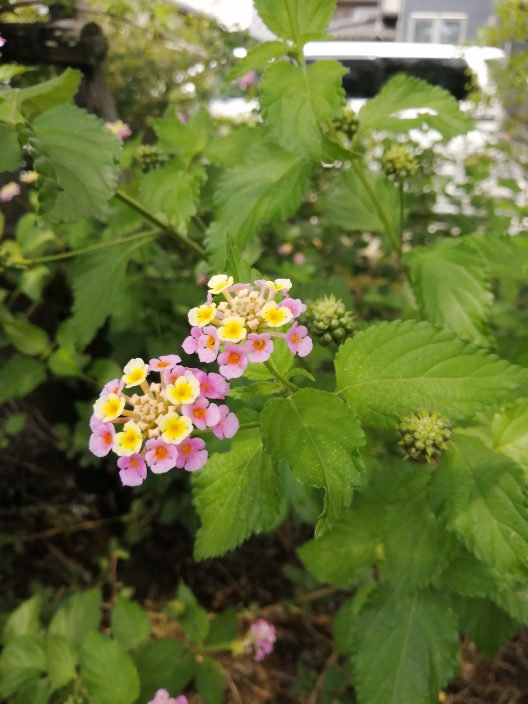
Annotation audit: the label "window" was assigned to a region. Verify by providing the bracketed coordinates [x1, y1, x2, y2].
[353, 7, 378, 21]
[409, 13, 467, 44]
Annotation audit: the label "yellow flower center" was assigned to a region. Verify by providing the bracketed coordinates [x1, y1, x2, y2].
[197, 307, 214, 323]
[122, 429, 140, 450]
[165, 418, 188, 439]
[128, 368, 144, 383]
[266, 309, 284, 325]
[104, 399, 121, 417]
[224, 321, 243, 339]
[206, 335, 216, 349]
[174, 383, 193, 401]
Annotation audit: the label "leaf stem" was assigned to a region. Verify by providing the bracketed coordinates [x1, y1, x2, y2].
[115, 189, 207, 260]
[263, 361, 299, 393]
[398, 179, 405, 256]
[200, 640, 235, 653]
[21, 229, 160, 266]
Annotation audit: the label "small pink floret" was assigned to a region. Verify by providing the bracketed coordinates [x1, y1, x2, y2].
[218, 343, 248, 379]
[89, 419, 115, 457]
[176, 437, 208, 472]
[145, 438, 178, 474]
[249, 619, 276, 661]
[286, 322, 313, 357]
[0, 35, 5, 48]
[195, 370, 229, 399]
[211, 405, 239, 440]
[0, 182, 20, 202]
[182, 327, 201, 355]
[197, 325, 220, 363]
[244, 333, 273, 363]
[149, 354, 181, 373]
[118, 454, 147, 486]
[281, 297, 306, 318]
[163, 364, 187, 386]
[181, 397, 221, 430]
[100, 378, 124, 397]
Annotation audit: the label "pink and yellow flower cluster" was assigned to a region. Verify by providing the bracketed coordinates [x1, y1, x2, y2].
[89, 355, 238, 486]
[183, 275, 313, 379]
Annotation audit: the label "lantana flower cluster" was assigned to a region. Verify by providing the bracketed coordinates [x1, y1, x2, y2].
[231, 619, 277, 661]
[182, 275, 313, 379]
[147, 689, 187, 704]
[89, 355, 239, 486]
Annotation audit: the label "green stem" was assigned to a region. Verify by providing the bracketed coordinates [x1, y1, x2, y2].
[398, 180, 405, 256]
[264, 361, 299, 393]
[115, 189, 207, 260]
[200, 640, 234, 653]
[21, 229, 160, 266]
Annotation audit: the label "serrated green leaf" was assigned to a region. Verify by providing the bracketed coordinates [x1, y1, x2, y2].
[254, 0, 337, 42]
[176, 582, 210, 643]
[326, 166, 399, 236]
[111, 599, 151, 652]
[282, 463, 322, 525]
[49, 587, 101, 650]
[204, 127, 266, 168]
[209, 142, 309, 268]
[245, 338, 293, 381]
[29, 104, 120, 223]
[357, 74, 473, 140]
[259, 60, 346, 160]
[285, 368, 315, 382]
[192, 435, 281, 559]
[441, 547, 512, 599]
[71, 238, 150, 349]
[131, 640, 195, 704]
[469, 234, 528, 281]
[46, 635, 77, 692]
[48, 347, 82, 377]
[0, 124, 22, 171]
[3, 596, 41, 644]
[17, 69, 81, 119]
[13, 676, 49, 704]
[262, 389, 366, 538]
[229, 380, 282, 400]
[333, 599, 355, 654]
[196, 657, 224, 704]
[3, 316, 50, 356]
[492, 399, 528, 472]
[226, 41, 288, 81]
[80, 632, 139, 704]
[299, 508, 381, 587]
[383, 464, 456, 594]
[140, 162, 204, 233]
[353, 587, 459, 704]
[403, 238, 493, 347]
[0, 357, 46, 405]
[453, 595, 518, 659]
[432, 434, 528, 573]
[0, 636, 46, 697]
[335, 319, 527, 429]
[492, 585, 528, 626]
[153, 106, 212, 159]
[225, 236, 251, 282]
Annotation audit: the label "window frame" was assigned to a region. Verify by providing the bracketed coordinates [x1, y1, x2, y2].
[408, 12, 468, 44]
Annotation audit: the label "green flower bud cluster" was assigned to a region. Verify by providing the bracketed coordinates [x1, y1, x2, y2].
[301, 294, 354, 346]
[382, 144, 419, 181]
[164, 598, 186, 617]
[333, 108, 359, 142]
[398, 409, 451, 463]
[134, 145, 170, 173]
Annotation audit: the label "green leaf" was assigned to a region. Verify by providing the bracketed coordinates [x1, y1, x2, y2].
[13, 677, 49, 704]
[333, 599, 355, 654]
[0, 636, 46, 697]
[453, 595, 518, 659]
[71, 238, 150, 348]
[140, 162, 204, 233]
[469, 234, 528, 281]
[245, 338, 293, 381]
[224, 236, 251, 283]
[80, 632, 139, 704]
[29, 104, 120, 223]
[203, 608, 239, 647]
[286, 368, 315, 382]
[0, 357, 46, 405]
[226, 41, 288, 81]
[131, 640, 195, 704]
[5, 413, 26, 435]
[229, 380, 282, 400]
[176, 582, 210, 643]
[262, 389, 366, 538]
[259, 60, 346, 160]
[196, 657, 225, 704]
[357, 74, 473, 140]
[335, 319, 527, 430]
[0, 124, 22, 171]
[48, 347, 82, 377]
[111, 599, 151, 652]
[3, 596, 41, 644]
[17, 69, 81, 119]
[49, 587, 101, 650]
[3, 316, 50, 356]
[209, 142, 309, 268]
[326, 166, 399, 235]
[45, 635, 77, 692]
[492, 584, 528, 626]
[299, 509, 381, 587]
[205, 127, 267, 168]
[403, 238, 493, 347]
[153, 107, 210, 159]
[492, 399, 528, 473]
[432, 434, 528, 573]
[20, 266, 51, 303]
[353, 587, 459, 704]
[254, 0, 337, 42]
[383, 464, 456, 594]
[192, 434, 281, 559]
[441, 547, 510, 599]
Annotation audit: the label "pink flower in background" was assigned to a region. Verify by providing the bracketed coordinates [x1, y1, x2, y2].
[149, 355, 181, 373]
[0, 182, 20, 202]
[182, 327, 201, 355]
[238, 70, 256, 89]
[0, 35, 5, 48]
[244, 333, 273, 363]
[145, 438, 177, 473]
[286, 322, 313, 357]
[177, 113, 187, 124]
[218, 343, 248, 379]
[194, 370, 229, 399]
[118, 454, 147, 486]
[277, 242, 293, 255]
[211, 405, 239, 440]
[88, 418, 115, 457]
[293, 252, 306, 266]
[197, 326, 220, 363]
[147, 690, 188, 704]
[248, 619, 276, 661]
[105, 120, 132, 140]
[176, 437, 208, 472]
[280, 297, 306, 318]
[182, 397, 221, 430]
[100, 378, 124, 397]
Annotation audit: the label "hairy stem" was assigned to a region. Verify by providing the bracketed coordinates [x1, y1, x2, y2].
[115, 189, 207, 260]
[263, 360, 299, 393]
